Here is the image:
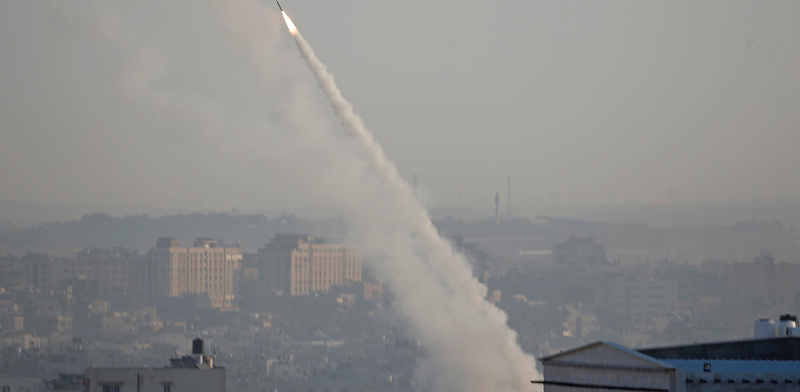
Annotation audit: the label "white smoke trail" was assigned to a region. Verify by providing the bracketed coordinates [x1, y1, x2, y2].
[284, 14, 538, 392]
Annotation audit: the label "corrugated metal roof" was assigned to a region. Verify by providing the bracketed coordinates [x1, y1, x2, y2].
[541, 341, 676, 369]
[639, 336, 800, 361]
[663, 359, 800, 374]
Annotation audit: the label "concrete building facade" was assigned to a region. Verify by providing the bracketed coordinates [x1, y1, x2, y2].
[137, 238, 241, 309]
[0, 255, 64, 291]
[722, 251, 800, 311]
[0, 249, 135, 300]
[85, 339, 224, 392]
[608, 279, 678, 323]
[552, 235, 607, 265]
[74, 247, 135, 298]
[257, 234, 361, 296]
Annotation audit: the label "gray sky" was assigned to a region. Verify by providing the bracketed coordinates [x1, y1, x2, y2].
[1, 0, 799, 216]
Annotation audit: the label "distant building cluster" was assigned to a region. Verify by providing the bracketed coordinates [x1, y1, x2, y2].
[0, 232, 381, 392]
[0, 247, 135, 301]
[0, 235, 363, 313]
[491, 234, 800, 354]
[1, 213, 800, 392]
[552, 235, 606, 265]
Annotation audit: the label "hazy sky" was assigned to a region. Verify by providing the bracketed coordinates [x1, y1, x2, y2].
[1, 1, 799, 216]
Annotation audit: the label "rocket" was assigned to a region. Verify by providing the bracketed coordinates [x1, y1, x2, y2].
[276, 0, 283, 11]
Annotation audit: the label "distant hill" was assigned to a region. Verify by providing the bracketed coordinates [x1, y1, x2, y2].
[571, 199, 800, 228]
[0, 211, 346, 257]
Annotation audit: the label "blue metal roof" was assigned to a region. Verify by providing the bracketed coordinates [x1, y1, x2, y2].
[663, 359, 800, 374]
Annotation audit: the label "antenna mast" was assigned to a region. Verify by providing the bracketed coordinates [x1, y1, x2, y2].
[507, 176, 512, 220]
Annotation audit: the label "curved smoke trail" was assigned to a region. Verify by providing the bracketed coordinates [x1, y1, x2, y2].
[283, 11, 538, 391]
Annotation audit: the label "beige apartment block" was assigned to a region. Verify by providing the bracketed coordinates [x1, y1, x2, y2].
[258, 234, 361, 296]
[139, 238, 241, 309]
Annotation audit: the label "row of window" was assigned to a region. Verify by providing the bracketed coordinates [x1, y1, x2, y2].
[101, 385, 170, 392]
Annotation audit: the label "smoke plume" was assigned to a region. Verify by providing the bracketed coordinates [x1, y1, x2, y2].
[3, 0, 538, 388]
[285, 18, 538, 392]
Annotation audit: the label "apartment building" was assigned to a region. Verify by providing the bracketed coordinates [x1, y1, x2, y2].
[257, 234, 361, 296]
[137, 238, 241, 309]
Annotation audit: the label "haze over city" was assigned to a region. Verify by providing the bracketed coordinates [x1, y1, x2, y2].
[2, 1, 799, 221]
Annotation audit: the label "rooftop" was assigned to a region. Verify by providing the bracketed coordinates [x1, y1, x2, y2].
[663, 359, 800, 374]
[639, 336, 800, 361]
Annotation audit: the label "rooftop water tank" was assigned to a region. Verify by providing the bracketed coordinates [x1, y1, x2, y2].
[193, 338, 204, 355]
[778, 315, 798, 336]
[754, 319, 776, 338]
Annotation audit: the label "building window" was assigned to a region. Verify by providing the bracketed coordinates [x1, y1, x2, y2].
[102, 385, 120, 392]
[1, 385, 10, 392]
[163, 384, 172, 392]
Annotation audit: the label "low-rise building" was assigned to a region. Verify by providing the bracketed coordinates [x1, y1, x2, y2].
[84, 338, 224, 392]
[536, 337, 800, 392]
